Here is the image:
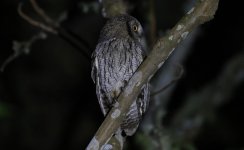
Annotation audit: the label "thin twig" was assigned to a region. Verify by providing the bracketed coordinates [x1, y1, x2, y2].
[30, 0, 57, 26]
[56, 27, 91, 59]
[18, 3, 57, 34]
[18, 1, 92, 60]
[151, 64, 184, 97]
[1, 32, 47, 72]
[86, 0, 219, 149]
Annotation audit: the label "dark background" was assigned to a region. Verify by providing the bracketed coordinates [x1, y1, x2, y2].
[0, 0, 243, 150]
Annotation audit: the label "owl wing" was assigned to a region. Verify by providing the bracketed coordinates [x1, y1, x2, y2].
[91, 43, 109, 116]
[91, 50, 97, 84]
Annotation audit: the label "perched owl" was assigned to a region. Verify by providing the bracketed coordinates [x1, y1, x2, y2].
[91, 15, 150, 136]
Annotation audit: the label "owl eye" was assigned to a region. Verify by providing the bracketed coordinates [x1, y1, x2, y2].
[132, 25, 138, 32]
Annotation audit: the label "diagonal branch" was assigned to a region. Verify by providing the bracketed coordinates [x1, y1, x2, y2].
[86, 0, 219, 149]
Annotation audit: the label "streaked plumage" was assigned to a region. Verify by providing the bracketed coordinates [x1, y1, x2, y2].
[91, 15, 150, 136]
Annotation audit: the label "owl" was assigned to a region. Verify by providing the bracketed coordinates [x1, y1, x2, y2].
[91, 15, 150, 136]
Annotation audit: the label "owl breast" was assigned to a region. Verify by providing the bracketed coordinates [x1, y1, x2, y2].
[96, 38, 143, 100]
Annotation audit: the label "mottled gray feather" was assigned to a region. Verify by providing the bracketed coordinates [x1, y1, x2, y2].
[91, 14, 150, 136]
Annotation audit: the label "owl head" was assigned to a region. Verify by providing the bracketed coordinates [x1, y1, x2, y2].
[99, 15, 144, 42]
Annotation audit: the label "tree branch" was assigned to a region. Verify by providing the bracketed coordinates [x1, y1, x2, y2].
[171, 51, 244, 139]
[86, 0, 219, 149]
[148, 0, 157, 45]
[18, 3, 57, 34]
[0, 32, 47, 72]
[29, 0, 57, 26]
[18, 0, 91, 60]
[99, 0, 128, 18]
[151, 64, 184, 97]
[146, 51, 244, 149]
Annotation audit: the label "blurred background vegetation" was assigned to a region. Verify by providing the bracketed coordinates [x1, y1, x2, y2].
[0, 0, 243, 150]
